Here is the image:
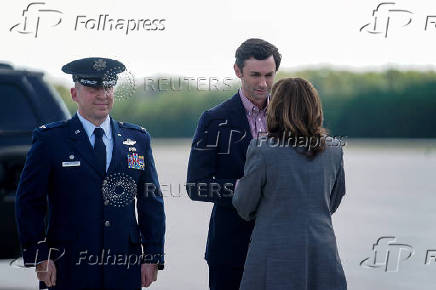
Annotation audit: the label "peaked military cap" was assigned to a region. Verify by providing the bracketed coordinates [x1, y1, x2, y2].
[62, 57, 126, 88]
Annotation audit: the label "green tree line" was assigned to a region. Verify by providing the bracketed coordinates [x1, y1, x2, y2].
[53, 69, 436, 138]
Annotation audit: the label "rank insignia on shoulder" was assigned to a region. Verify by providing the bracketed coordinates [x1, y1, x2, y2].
[38, 121, 67, 130]
[128, 153, 144, 170]
[123, 139, 136, 146]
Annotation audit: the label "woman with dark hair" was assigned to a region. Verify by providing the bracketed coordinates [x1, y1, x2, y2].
[233, 77, 347, 290]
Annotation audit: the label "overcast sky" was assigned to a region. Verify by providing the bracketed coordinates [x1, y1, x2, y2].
[1, 0, 436, 84]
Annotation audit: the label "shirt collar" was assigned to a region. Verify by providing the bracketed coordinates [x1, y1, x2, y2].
[76, 111, 112, 140]
[239, 88, 269, 114]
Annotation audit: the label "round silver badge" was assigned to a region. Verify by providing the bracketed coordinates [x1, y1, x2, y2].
[102, 173, 137, 207]
[103, 66, 135, 101]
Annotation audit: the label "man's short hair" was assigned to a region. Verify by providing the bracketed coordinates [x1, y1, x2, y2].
[235, 38, 281, 71]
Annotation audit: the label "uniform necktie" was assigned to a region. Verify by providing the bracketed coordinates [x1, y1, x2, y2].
[93, 128, 106, 175]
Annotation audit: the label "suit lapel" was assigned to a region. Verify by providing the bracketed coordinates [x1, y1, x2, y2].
[227, 93, 253, 157]
[68, 114, 104, 178]
[228, 93, 253, 140]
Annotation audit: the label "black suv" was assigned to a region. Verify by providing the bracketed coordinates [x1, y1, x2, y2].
[0, 63, 70, 259]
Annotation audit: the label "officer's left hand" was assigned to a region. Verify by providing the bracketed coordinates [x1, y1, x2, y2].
[141, 263, 158, 288]
[36, 259, 56, 287]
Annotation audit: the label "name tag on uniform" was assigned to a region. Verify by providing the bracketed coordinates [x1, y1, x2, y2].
[62, 161, 81, 167]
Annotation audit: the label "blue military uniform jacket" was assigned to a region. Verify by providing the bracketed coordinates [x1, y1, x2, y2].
[186, 92, 255, 266]
[15, 114, 165, 290]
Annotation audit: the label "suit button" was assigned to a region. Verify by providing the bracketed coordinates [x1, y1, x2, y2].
[104, 200, 109, 206]
[104, 220, 111, 227]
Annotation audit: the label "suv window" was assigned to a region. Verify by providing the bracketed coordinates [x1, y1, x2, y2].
[0, 83, 38, 131]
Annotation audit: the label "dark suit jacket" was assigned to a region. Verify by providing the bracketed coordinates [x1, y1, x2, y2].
[15, 114, 165, 290]
[186, 92, 255, 266]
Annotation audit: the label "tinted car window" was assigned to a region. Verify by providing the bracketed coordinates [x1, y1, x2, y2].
[0, 83, 37, 131]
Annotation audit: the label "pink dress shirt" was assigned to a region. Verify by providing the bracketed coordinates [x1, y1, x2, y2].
[239, 89, 268, 139]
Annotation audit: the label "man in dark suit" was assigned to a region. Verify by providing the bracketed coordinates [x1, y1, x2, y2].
[186, 39, 281, 290]
[15, 57, 165, 290]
